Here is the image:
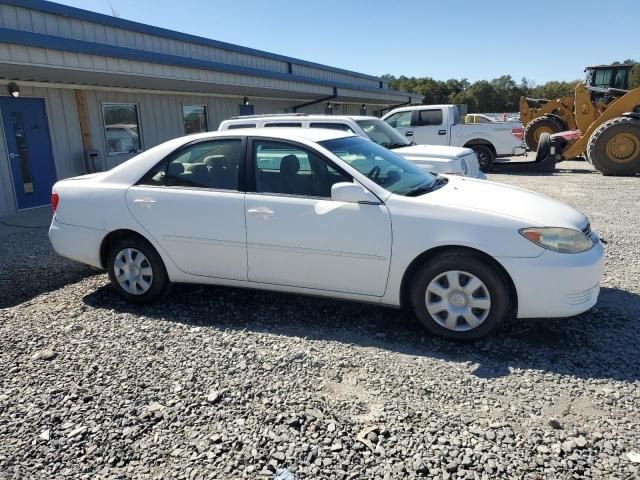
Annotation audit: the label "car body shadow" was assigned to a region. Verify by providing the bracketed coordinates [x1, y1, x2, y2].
[82, 284, 640, 382]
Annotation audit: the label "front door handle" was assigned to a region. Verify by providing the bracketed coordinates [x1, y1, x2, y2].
[247, 207, 274, 219]
[133, 197, 156, 207]
[438, 129, 447, 135]
[405, 131, 414, 137]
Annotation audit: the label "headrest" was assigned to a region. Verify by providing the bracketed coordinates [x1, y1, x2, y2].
[203, 155, 226, 167]
[280, 155, 300, 175]
[168, 161, 184, 175]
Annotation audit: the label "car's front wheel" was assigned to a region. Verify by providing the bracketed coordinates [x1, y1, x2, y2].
[410, 251, 513, 340]
[107, 236, 169, 304]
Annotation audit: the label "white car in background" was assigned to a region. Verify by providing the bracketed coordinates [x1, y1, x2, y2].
[49, 129, 603, 340]
[219, 114, 484, 179]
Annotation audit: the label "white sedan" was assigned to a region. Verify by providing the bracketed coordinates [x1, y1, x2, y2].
[49, 129, 604, 340]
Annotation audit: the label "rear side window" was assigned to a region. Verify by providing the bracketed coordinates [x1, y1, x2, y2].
[264, 122, 303, 127]
[415, 109, 443, 126]
[137, 139, 243, 191]
[226, 123, 256, 129]
[309, 122, 355, 133]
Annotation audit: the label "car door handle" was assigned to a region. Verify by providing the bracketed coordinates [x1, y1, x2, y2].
[405, 131, 414, 137]
[247, 207, 274, 218]
[9, 153, 20, 159]
[438, 129, 447, 135]
[133, 197, 156, 207]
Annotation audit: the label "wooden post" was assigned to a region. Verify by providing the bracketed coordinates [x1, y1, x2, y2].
[74, 89, 93, 172]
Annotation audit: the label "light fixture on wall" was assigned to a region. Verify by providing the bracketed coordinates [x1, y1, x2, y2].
[360, 104, 367, 115]
[8, 82, 20, 98]
[243, 96, 250, 105]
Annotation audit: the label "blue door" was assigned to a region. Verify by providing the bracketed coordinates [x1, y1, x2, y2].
[0, 97, 56, 209]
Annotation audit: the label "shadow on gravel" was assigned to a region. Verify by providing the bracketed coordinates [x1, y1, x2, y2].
[83, 284, 640, 382]
[0, 229, 98, 308]
[492, 167, 597, 176]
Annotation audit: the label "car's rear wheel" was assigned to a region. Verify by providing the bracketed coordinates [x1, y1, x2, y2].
[107, 236, 169, 304]
[470, 145, 495, 172]
[410, 251, 513, 340]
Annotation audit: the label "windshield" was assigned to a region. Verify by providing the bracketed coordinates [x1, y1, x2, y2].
[319, 136, 437, 196]
[355, 119, 411, 149]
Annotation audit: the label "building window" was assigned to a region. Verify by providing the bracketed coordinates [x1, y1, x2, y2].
[102, 103, 142, 155]
[183, 105, 208, 135]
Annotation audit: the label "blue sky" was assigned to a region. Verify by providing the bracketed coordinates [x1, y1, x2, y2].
[54, 0, 639, 84]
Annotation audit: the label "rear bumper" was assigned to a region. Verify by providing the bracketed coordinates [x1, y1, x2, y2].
[49, 217, 103, 268]
[512, 146, 526, 155]
[498, 238, 604, 319]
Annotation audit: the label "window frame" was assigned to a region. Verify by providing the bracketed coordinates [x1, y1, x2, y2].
[182, 104, 208, 135]
[135, 136, 247, 192]
[102, 102, 143, 156]
[246, 136, 353, 199]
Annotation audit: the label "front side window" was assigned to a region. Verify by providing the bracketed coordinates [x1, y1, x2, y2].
[103, 103, 142, 155]
[253, 140, 350, 197]
[137, 139, 242, 190]
[355, 119, 411, 149]
[309, 122, 355, 133]
[593, 69, 613, 89]
[415, 109, 443, 126]
[226, 123, 257, 130]
[183, 105, 208, 134]
[264, 122, 303, 128]
[384, 111, 412, 128]
[319, 136, 436, 196]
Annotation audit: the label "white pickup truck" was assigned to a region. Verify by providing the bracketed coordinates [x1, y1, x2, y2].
[218, 114, 484, 179]
[382, 105, 525, 171]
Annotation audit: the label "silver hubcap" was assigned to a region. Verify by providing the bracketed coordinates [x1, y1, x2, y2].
[425, 270, 491, 332]
[114, 248, 153, 295]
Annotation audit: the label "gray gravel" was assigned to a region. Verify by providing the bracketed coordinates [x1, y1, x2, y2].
[1, 159, 639, 479]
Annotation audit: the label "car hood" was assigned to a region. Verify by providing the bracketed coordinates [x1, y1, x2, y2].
[419, 176, 588, 228]
[392, 144, 472, 159]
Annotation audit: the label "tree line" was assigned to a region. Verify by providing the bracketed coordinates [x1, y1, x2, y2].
[382, 60, 640, 113]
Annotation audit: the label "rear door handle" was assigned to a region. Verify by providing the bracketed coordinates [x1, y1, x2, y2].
[438, 129, 447, 135]
[405, 131, 414, 137]
[247, 207, 274, 218]
[133, 197, 156, 207]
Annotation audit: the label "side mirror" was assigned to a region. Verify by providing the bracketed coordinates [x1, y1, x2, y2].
[331, 182, 379, 204]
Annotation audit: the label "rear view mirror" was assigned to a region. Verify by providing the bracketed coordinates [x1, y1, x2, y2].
[331, 182, 379, 204]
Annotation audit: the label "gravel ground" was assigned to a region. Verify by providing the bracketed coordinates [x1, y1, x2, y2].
[1, 160, 639, 479]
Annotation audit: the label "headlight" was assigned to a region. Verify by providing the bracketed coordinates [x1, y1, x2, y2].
[519, 227, 594, 254]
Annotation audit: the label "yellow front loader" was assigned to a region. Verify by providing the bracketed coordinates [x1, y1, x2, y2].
[519, 64, 632, 150]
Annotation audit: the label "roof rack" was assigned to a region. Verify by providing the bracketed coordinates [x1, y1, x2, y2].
[228, 113, 309, 120]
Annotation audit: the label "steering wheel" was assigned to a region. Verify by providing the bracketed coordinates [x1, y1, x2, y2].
[367, 166, 381, 181]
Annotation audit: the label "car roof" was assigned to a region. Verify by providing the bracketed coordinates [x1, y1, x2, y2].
[387, 105, 450, 112]
[183, 127, 356, 143]
[221, 114, 379, 123]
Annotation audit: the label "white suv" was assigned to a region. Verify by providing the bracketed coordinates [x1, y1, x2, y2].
[218, 114, 484, 179]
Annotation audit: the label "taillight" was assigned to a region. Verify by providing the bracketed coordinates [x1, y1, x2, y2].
[511, 127, 524, 140]
[51, 192, 59, 213]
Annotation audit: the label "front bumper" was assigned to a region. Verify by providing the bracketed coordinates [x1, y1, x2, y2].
[497, 237, 604, 319]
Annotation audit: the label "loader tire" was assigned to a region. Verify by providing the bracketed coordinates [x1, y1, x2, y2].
[587, 116, 640, 176]
[523, 116, 564, 151]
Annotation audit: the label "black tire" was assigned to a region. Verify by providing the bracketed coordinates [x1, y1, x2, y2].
[523, 116, 565, 151]
[470, 145, 495, 172]
[409, 250, 514, 341]
[587, 116, 640, 176]
[535, 132, 551, 163]
[106, 236, 170, 304]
